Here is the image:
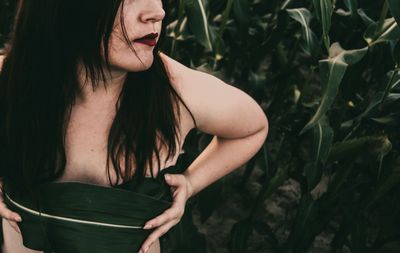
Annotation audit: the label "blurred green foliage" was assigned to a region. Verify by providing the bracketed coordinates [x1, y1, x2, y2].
[165, 0, 400, 252]
[1, 0, 400, 252]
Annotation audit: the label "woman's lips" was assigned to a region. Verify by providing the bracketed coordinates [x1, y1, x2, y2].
[133, 38, 157, 46]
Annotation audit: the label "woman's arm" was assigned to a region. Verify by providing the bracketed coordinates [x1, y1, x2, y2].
[174, 61, 269, 198]
[140, 52, 268, 252]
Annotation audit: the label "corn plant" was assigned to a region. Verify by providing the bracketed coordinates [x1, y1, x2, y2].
[163, 0, 400, 252]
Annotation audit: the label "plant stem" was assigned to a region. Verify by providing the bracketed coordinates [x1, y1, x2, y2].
[170, 0, 185, 57]
[374, 0, 389, 39]
[380, 68, 398, 106]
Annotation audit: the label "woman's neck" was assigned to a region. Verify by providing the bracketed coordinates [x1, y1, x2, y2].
[76, 63, 127, 107]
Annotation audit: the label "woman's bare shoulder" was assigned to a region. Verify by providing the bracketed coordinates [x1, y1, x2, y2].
[158, 51, 268, 138]
[158, 51, 190, 87]
[158, 51, 197, 130]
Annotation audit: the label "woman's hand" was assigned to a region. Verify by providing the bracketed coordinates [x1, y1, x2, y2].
[0, 179, 22, 234]
[139, 173, 194, 253]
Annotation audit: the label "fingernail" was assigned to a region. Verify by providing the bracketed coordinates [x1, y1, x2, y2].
[164, 174, 171, 181]
[16, 216, 22, 222]
[143, 224, 152, 229]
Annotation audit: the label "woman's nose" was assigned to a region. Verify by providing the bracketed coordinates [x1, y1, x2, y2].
[139, 0, 165, 23]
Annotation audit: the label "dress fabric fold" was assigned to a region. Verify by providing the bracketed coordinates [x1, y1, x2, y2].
[2, 166, 178, 253]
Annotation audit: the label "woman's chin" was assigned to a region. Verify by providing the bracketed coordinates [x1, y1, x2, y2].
[122, 57, 154, 72]
[109, 62, 151, 73]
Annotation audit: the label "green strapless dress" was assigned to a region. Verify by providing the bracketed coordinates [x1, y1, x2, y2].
[2, 165, 180, 253]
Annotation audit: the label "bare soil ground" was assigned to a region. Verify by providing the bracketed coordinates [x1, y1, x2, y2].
[191, 165, 350, 253]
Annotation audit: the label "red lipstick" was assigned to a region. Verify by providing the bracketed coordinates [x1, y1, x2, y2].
[133, 32, 158, 46]
[135, 38, 157, 46]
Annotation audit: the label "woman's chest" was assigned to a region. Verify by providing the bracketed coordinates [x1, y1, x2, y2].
[55, 103, 190, 187]
[56, 105, 118, 185]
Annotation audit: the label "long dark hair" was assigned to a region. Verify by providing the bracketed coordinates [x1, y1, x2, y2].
[0, 0, 196, 193]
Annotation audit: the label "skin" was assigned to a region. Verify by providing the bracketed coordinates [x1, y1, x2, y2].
[139, 52, 269, 253]
[77, 0, 165, 103]
[0, 0, 269, 252]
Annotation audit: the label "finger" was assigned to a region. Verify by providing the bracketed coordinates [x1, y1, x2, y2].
[140, 219, 178, 253]
[144, 203, 184, 229]
[144, 187, 187, 229]
[6, 219, 21, 234]
[143, 177, 188, 230]
[0, 186, 23, 222]
[170, 186, 189, 203]
[164, 174, 190, 200]
[0, 204, 22, 222]
[164, 174, 185, 187]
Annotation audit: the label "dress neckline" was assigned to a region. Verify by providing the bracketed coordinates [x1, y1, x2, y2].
[114, 162, 180, 188]
[144, 164, 177, 179]
[113, 152, 185, 188]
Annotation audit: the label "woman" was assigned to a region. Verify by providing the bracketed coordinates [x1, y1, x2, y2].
[0, 0, 269, 252]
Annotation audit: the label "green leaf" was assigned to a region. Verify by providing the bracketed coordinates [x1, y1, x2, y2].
[196, 178, 223, 223]
[364, 18, 400, 45]
[249, 70, 267, 90]
[261, 143, 270, 177]
[260, 166, 289, 201]
[364, 166, 400, 209]
[209, 25, 225, 61]
[184, 0, 213, 51]
[229, 218, 253, 253]
[307, 116, 334, 183]
[285, 194, 322, 251]
[341, 79, 400, 130]
[305, 115, 334, 190]
[392, 39, 400, 66]
[350, 217, 367, 253]
[215, 0, 233, 61]
[389, 69, 400, 89]
[344, 0, 358, 17]
[357, 9, 375, 26]
[388, 0, 400, 26]
[233, 0, 250, 34]
[385, 92, 400, 101]
[166, 17, 191, 41]
[327, 136, 390, 163]
[249, 165, 289, 218]
[313, 0, 333, 50]
[370, 113, 399, 126]
[353, 92, 387, 121]
[300, 43, 368, 134]
[286, 8, 319, 57]
[331, 207, 360, 251]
